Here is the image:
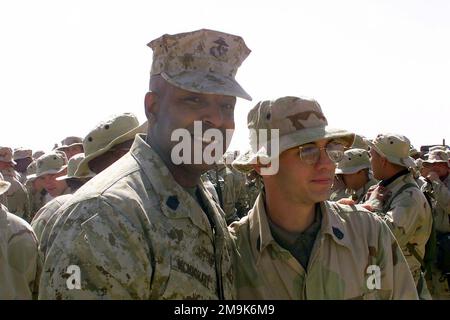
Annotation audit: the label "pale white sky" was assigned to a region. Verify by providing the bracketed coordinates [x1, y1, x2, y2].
[1, 0, 449, 154]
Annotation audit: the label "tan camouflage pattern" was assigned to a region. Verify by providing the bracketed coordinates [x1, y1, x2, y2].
[424, 149, 450, 168]
[233, 96, 354, 173]
[0, 146, 16, 164]
[0, 167, 31, 221]
[335, 149, 371, 175]
[330, 177, 378, 204]
[0, 203, 41, 299]
[39, 134, 235, 299]
[229, 193, 418, 299]
[57, 136, 83, 149]
[29, 151, 68, 180]
[148, 29, 252, 100]
[365, 134, 416, 168]
[365, 173, 432, 284]
[13, 148, 32, 161]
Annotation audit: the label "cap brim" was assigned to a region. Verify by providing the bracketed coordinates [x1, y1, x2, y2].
[75, 122, 148, 177]
[35, 166, 67, 179]
[365, 139, 416, 168]
[335, 164, 371, 175]
[233, 127, 355, 173]
[56, 142, 83, 150]
[162, 71, 252, 101]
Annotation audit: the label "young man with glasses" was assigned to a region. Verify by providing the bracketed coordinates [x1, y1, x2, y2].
[230, 96, 418, 299]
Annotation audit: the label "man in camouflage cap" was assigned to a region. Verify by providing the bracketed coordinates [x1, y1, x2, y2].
[28, 151, 71, 201]
[330, 148, 377, 203]
[230, 97, 417, 299]
[40, 29, 251, 299]
[25, 160, 47, 220]
[56, 136, 84, 160]
[0, 174, 41, 299]
[420, 149, 450, 299]
[0, 146, 31, 221]
[13, 148, 33, 184]
[36, 114, 145, 260]
[362, 133, 432, 296]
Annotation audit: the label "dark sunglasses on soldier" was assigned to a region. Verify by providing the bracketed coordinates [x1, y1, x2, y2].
[298, 142, 345, 165]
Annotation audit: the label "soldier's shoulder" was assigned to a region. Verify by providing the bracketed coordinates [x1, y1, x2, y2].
[3, 206, 37, 244]
[326, 201, 386, 232]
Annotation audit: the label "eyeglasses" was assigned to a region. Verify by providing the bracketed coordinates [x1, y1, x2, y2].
[298, 142, 345, 165]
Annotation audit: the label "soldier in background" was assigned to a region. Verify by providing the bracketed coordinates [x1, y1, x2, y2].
[0, 147, 30, 221]
[25, 160, 47, 220]
[230, 96, 417, 299]
[363, 134, 432, 298]
[55, 136, 84, 160]
[330, 148, 377, 203]
[0, 175, 41, 299]
[13, 148, 33, 184]
[420, 149, 450, 299]
[40, 29, 252, 299]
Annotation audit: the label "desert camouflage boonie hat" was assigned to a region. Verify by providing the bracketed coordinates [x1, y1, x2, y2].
[32, 150, 45, 160]
[56, 153, 95, 180]
[148, 28, 251, 100]
[13, 148, 32, 160]
[335, 148, 371, 175]
[424, 149, 450, 168]
[428, 145, 448, 152]
[27, 151, 68, 180]
[75, 113, 147, 177]
[351, 134, 369, 150]
[0, 147, 16, 165]
[56, 136, 83, 150]
[0, 173, 11, 196]
[233, 96, 355, 173]
[364, 133, 415, 168]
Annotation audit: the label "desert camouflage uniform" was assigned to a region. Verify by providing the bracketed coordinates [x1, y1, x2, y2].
[366, 172, 432, 285]
[0, 167, 31, 221]
[229, 192, 418, 299]
[0, 203, 41, 299]
[39, 134, 235, 299]
[330, 177, 378, 203]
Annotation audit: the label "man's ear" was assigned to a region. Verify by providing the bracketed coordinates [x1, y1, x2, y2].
[144, 91, 159, 123]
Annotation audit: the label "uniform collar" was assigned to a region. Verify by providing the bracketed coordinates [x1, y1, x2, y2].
[129, 134, 226, 238]
[248, 192, 353, 262]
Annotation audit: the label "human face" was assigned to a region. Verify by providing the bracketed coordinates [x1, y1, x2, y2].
[14, 158, 33, 173]
[369, 148, 385, 180]
[88, 140, 133, 174]
[342, 170, 368, 191]
[422, 162, 449, 179]
[39, 171, 68, 197]
[146, 81, 236, 173]
[264, 139, 341, 206]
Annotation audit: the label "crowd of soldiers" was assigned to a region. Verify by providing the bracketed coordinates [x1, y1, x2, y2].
[1, 28, 449, 300]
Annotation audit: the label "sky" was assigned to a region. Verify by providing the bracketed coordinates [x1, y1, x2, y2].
[1, 0, 449, 154]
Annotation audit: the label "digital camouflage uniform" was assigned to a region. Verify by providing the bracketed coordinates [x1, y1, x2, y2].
[39, 135, 235, 299]
[229, 193, 418, 299]
[0, 176, 41, 299]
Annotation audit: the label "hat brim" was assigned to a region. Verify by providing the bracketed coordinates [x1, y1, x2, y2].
[75, 121, 148, 177]
[34, 166, 67, 179]
[365, 139, 416, 168]
[56, 142, 83, 151]
[161, 71, 252, 101]
[335, 164, 371, 175]
[423, 159, 450, 168]
[0, 181, 11, 195]
[232, 127, 355, 173]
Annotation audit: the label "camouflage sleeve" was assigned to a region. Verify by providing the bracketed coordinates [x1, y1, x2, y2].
[376, 219, 418, 299]
[381, 191, 424, 248]
[39, 199, 153, 299]
[431, 179, 450, 211]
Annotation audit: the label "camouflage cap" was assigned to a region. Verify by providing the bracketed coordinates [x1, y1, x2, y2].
[233, 96, 355, 173]
[13, 148, 32, 160]
[424, 149, 450, 168]
[27, 151, 68, 180]
[364, 133, 415, 168]
[75, 113, 147, 177]
[428, 145, 448, 152]
[0, 177, 11, 196]
[32, 150, 45, 160]
[335, 148, 371, 175]
[351, 134, 369, 150]
[148, 29, 251, 100]
[56, 136, 83, 150]
[56, 153, 95, 180]
[0, 147, 16, 165]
